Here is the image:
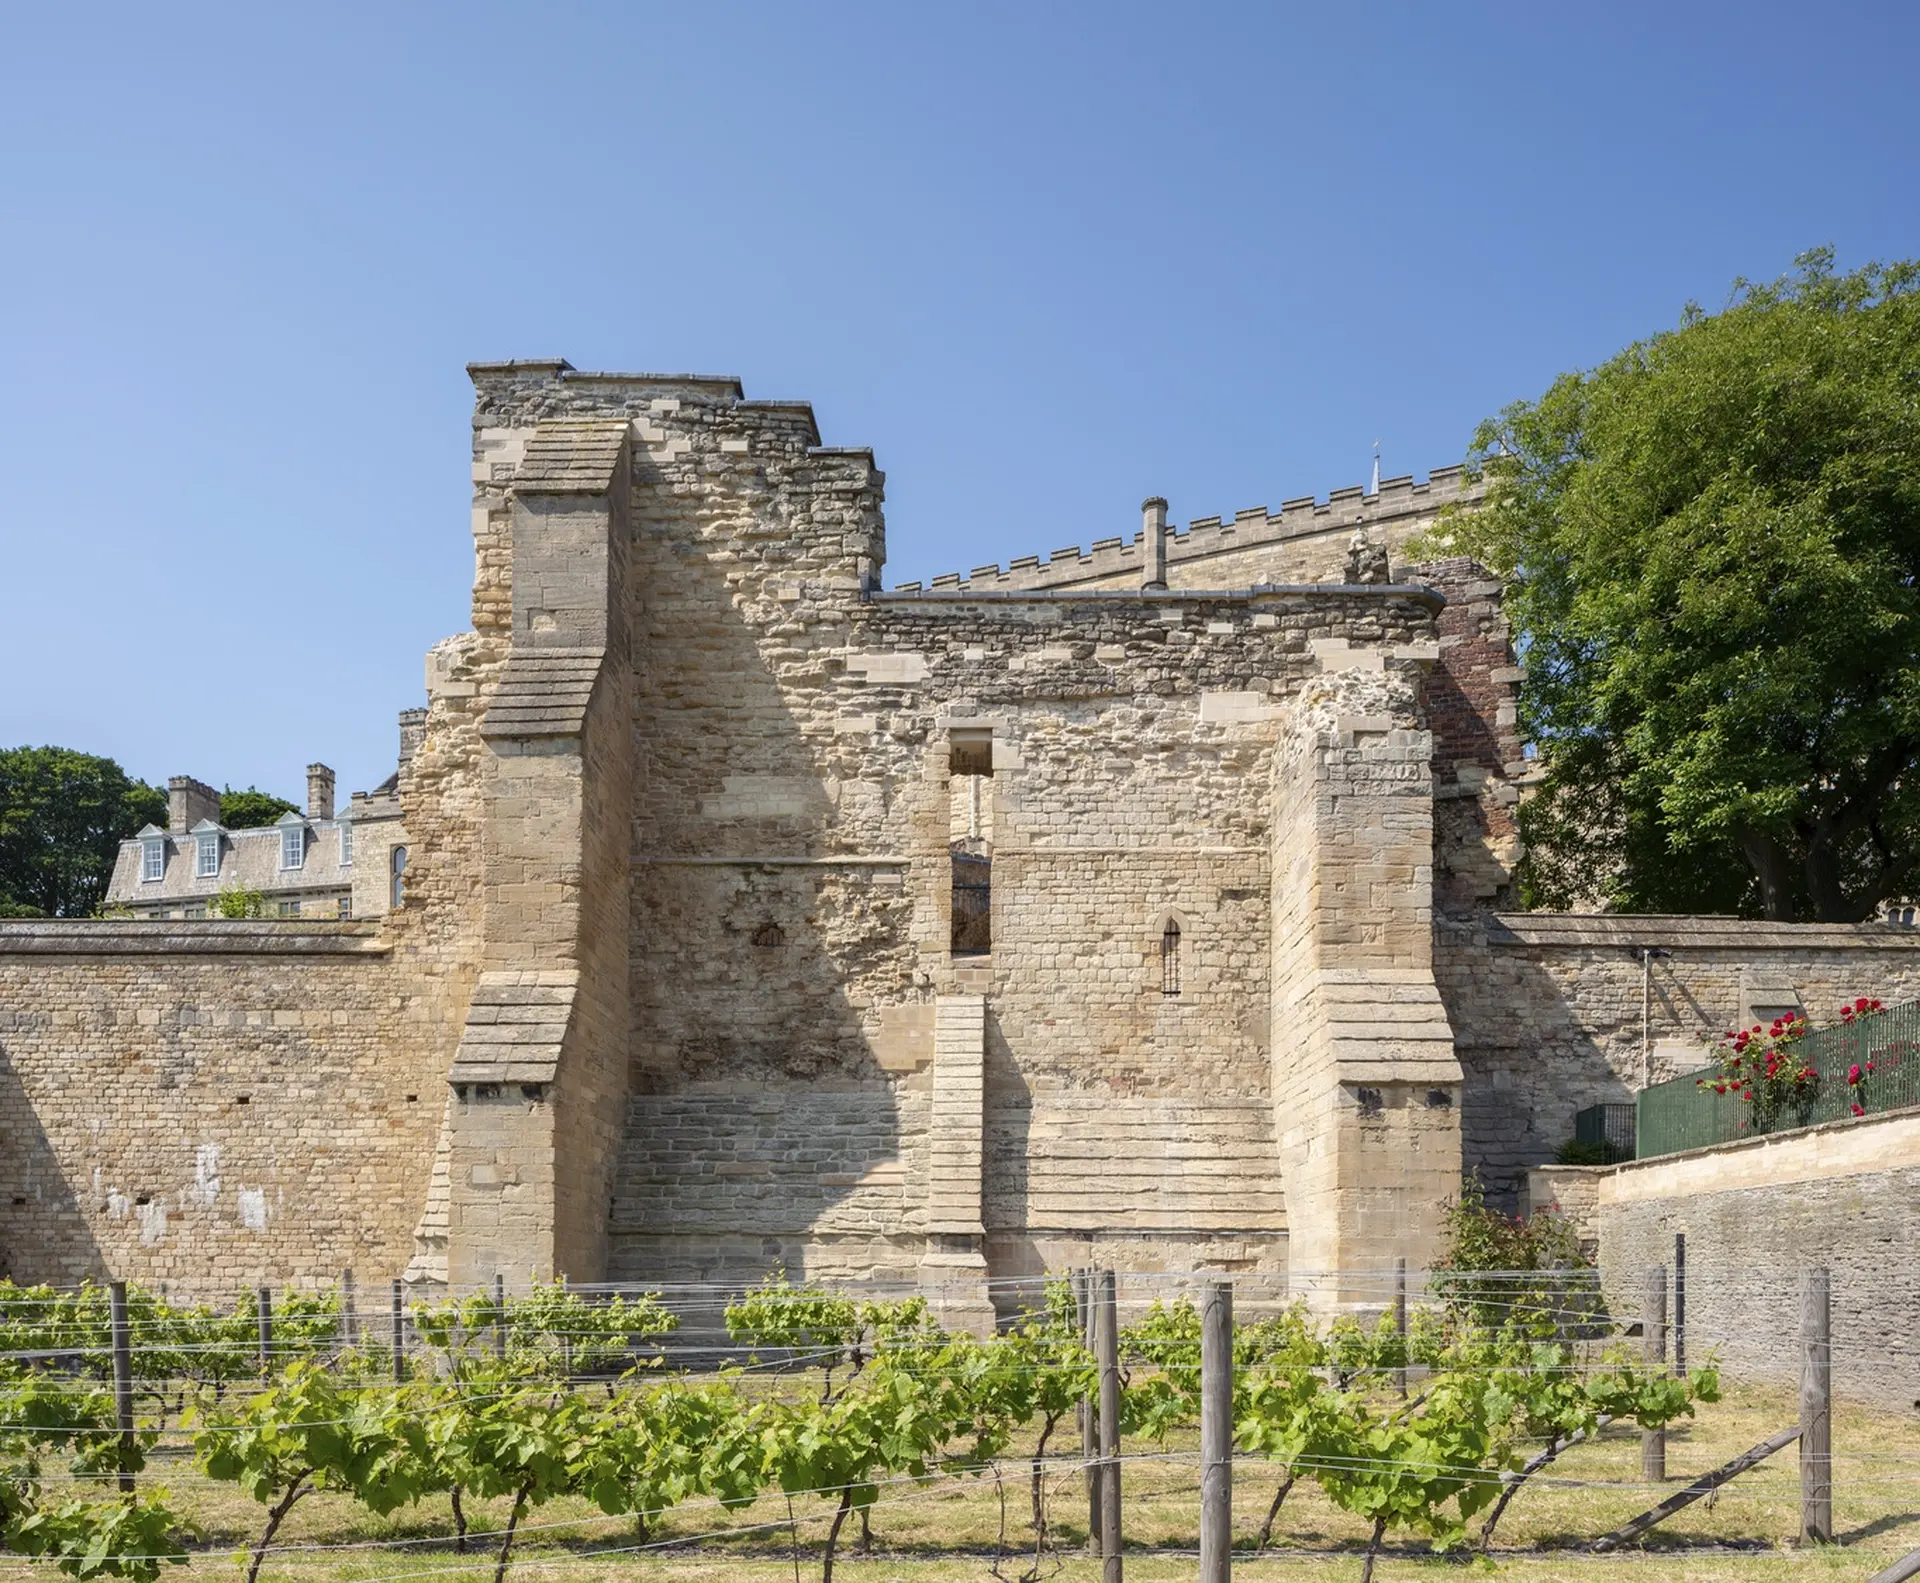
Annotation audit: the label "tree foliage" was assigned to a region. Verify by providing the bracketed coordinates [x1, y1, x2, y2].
[1426, 250, 1920, 920]
[0, 747, 165, 917]
[217, 787, 298, 830]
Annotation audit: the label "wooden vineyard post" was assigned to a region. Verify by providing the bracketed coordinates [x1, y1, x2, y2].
[1095, 1268, 1122, 1580]
[340, 1267, 357, 1350]
[1393, 1257, 1408, 1398]
[1642, 1266, 1666, 1484]
[256, 1285, 273, 1374]
[391, 1278, 405, 1383]
[1199, 1279, 1233, 1582]
[1801, 1266, 1831, 1544]
[494, 1273, 508, 1360]
[1673, 1233, 1687, 1377]
[1076, 1268, 1099, 1554]
[108, 1279, 134, 1494]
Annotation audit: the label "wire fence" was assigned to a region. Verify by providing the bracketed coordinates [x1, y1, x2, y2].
[1, 1265, 1915, 1579]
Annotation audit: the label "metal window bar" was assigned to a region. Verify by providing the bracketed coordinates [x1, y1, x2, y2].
[1161, 920, 1181, 997]
[1636, 996, 1920, 1159]
[1573, 1102, 1635, 1159]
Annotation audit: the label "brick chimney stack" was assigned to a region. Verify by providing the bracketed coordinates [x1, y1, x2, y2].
[167, 776, 220, 835]
[1141, 497, 1169, 590]
[306, 763, 335, 822]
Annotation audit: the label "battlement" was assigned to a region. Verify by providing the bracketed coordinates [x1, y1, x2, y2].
[892, 464, 1476, 594]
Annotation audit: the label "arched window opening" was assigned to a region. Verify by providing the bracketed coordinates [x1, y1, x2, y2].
[751, 920, 786, 949]
[390, 845, 409, 911]
[1161, 919, 1182, 997]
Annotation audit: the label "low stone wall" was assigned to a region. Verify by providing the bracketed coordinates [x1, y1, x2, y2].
[0, 921, 447, 1291]
[1579, 1109, 1920, 1403]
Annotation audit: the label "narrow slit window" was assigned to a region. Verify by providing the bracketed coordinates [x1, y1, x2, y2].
[390, 845, 409, 910]
[951, 854, 991, 956]
[948, 730, 993, 956]
[1161, 920, 1182, 997]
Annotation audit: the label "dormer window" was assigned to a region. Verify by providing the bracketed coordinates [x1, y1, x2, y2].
[194, 827, 222, 878]
[138, 828, 166, 883]
[278, 813, 307, 871]
[338, 818, 353, 866]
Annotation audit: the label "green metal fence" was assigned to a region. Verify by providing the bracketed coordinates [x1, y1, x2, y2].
[1636, 997, 1920, 1159]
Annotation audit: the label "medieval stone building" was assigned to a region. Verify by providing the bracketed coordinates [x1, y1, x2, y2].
[4, 359, 1917, 1317]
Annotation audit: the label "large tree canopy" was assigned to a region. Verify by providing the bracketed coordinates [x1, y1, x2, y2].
[1430, 250, 1920, 923]
[0, 747, 166, 918]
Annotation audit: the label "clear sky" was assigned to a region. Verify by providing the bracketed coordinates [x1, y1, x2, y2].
[3, 2, 1915, 800]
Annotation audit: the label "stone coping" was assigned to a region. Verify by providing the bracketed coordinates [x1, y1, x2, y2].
[0, 919, 390, 957]
[1485, 913, 1920, 950]
[1554, 1103, 1920, 1202]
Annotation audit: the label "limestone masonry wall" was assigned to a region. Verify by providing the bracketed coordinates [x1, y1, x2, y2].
[0, 925, 445, 1290]
[1573, 1110, 1920, 1402]
[7, 359, 1920, 1313]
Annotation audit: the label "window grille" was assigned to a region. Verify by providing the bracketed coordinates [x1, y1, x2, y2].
[1161, 919, 1182, 997]
[390, 845, 409, 910]
[140, 839, 165, 883]
[195, 832, 220, 878]
[339, 821, 353, 866]
[281, 825, 306, 870]
[951, 854, 991, 956]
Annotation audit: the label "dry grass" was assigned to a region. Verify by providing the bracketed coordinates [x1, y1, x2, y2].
[6, 1382, 1917, 1583]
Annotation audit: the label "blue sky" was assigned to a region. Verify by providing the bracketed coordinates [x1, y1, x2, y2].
[3, 1, 1915, 799]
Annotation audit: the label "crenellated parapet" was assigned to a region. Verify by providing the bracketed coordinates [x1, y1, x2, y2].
[895, 465, 1477, 595]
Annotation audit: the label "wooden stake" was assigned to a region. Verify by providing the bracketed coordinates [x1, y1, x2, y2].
[1592, 1424, 1800, 1551]
[1095, 1269, 1121, 1580]
[1076, 1268, 1099, 1555]
[1801, 1266, 1831, 1544]
[108, 1280, 134, 1494]
[391, 1279, 405, 1383]
[494, 1273, 508, 1360]
[1199, 1279, 1233, 1582]
[1672, 1234, 1687, 1378]
[1641, 1266, 1666, 1484]
[256, 1285, 273, 1374]
[340, 1268, 357, 1350]
[1393, 1257, 1408, 1399]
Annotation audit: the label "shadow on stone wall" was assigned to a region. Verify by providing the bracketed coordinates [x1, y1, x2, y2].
[606, 466, 909, 1291]
[0, 1035, 106, 1282]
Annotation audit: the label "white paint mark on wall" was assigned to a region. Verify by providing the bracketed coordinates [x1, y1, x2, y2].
[238, 1188, 268, 1232]
[106, 1190, 130, 1220]
[136, 1199, 167, 1245]
[187, 1144, 221, 1208]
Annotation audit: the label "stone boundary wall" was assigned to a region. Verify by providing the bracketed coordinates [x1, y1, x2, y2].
[1438, 913, 1920, 1207]
[0, 921, 446, 1291]
[1542, 1109, 1920, 1404]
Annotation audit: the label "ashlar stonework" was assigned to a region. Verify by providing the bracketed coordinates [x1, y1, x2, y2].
[5, 358, 1920, 1320]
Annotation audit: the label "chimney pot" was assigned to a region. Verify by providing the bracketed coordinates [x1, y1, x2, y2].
[306, 763, 336, 822]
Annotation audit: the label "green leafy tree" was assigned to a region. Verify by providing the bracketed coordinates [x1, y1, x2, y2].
[1424, 250, 1920, 920]
[0, 748, 165, 917]
[218, 787, 298, 830]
